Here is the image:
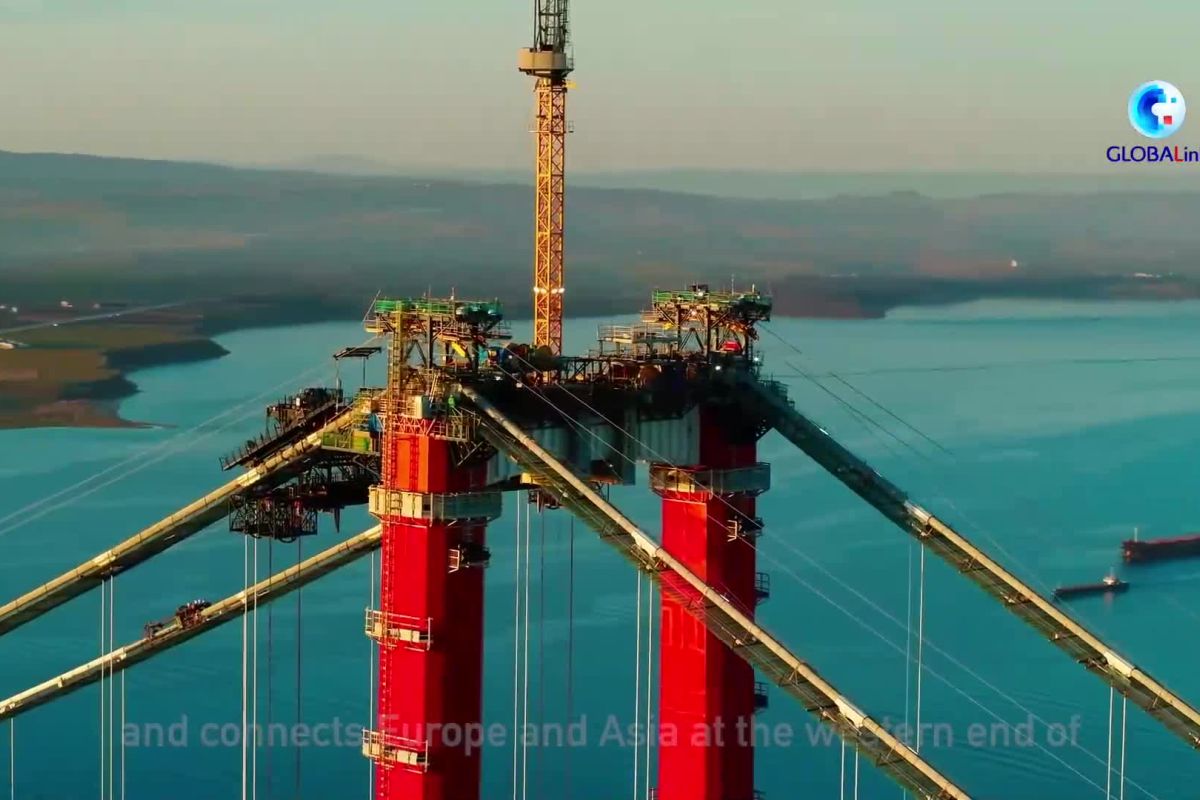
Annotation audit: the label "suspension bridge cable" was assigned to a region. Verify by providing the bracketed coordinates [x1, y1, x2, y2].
[767, 354, 936, 773]
[477, 370, 954, 794]
[0, 350, 355, 540]
[482, 354, 1137, 796]
[120, 668, 126, 800]
[521, 504, 532, 800]
[294, 538, 303, 798]
[252, 536, 260, 800]
[773, 331, 1154, 627]
[902, 543, 913, 798]
[915, 548, 926, 754]
[770, 335, 1057, 598]
[632, 572, 642, 800]
[368, 549, 376, 799]
[1107, 687, 1115, 800]
[538, 512, 547, 800]
[512, 500, 522, 800]
[1119, 696, 1128, 800]
[489, 369, 1154, 799]
[839, 738, 846, 800]
[854, 749, 860, 800]
[771, 353, 930, 768]
[827, 371, 952, 457]
[767, 323, 1183, 700]
[266, 540, 274, 800]
[109, 576, 115, 800]
[242, 534, 250, 800]
[7, 719, 12, 800]
[644, 581, 654, 800]
[761, 324, 950, 455]
[760, 533, 1162, 799]
[565, 516, 575, 800]
[794, 352, 1200, 379]
[780, 358, 934, 466]
[766, 328, 1200, 748]
[98, 578, 105, 800]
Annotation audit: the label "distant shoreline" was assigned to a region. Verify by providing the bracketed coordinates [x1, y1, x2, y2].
[6, 281, 1199, 431]
[0, 318, 230, 430]
[76, 338, 231, 428]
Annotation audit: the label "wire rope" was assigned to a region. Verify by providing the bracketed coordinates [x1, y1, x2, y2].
[242, 534, 249, 800]
[632, 573, 642, 800]
[489, 352, 1160, 799]
[512, 499, 522, 800]
[1106, 687, 1115, 800]
[521, 504, 532, 800]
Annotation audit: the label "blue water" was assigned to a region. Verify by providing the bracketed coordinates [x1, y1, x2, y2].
[3, 301, 1200, 799]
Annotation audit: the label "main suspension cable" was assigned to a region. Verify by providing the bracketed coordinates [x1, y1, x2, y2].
[489, 354, 1151, 799]
[771, 326, 1121, 615]
[0, 349, 362, 542]
[763, 325, 1171, 793]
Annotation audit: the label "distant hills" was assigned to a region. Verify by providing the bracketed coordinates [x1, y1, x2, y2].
[3, 149, 1200, 327]
[252, 156, 1200, 200]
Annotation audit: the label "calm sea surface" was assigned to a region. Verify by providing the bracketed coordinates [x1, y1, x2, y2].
[3, 300, 1200, 799]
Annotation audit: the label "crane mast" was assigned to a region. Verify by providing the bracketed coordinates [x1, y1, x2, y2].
[518, 0, 573, 356]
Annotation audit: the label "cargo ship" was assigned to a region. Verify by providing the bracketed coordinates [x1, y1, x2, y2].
[1053, 574, 1129, 600]
[1122, 528, 1200, 564]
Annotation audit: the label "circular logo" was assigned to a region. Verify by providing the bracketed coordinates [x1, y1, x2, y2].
[1128, 80, 1186, 138]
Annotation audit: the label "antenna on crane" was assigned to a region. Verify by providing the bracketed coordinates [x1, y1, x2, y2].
[518, 0, 573, 357]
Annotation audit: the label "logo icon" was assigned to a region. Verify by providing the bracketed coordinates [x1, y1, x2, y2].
[1128, 81, 1186, 139]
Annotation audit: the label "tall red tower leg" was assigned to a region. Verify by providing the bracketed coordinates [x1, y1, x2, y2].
[364, 425, 500, 800]
[652, 409, 769, 800]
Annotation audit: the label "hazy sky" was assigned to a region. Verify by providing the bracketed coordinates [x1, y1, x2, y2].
[0, 0, 1194, 172]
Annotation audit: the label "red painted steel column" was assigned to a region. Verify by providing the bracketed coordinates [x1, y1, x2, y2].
[373, 430, 488, 800]
[654, 409, 762, 800]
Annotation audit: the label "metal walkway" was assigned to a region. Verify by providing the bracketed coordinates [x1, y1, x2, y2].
[0, 526, 381, 721]
[741, 375, 1200, 750]
[0, 402, 367, 638]
[460, 386, 971, 800]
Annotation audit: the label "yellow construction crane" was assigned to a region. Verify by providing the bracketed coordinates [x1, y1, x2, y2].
[518, 0, 572, 355]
